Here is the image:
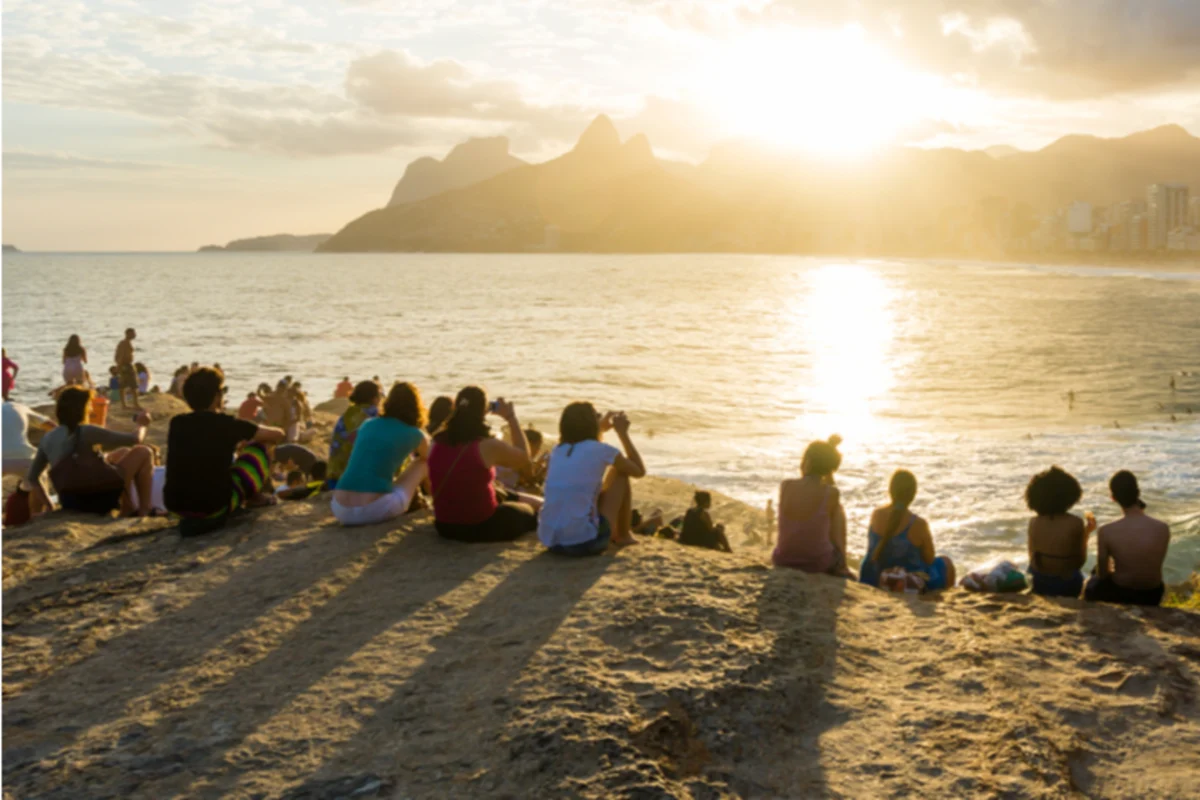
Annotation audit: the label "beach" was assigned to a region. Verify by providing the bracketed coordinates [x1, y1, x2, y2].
[3, 397, 1200, 798]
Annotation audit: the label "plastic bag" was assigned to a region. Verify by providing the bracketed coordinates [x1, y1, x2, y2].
[959, 558, 1028, 593]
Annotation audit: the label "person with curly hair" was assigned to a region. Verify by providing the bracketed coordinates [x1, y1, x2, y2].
[1025, 465, 1094, 598]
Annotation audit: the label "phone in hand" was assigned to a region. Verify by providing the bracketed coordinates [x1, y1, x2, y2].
[488, 400, 501, 414]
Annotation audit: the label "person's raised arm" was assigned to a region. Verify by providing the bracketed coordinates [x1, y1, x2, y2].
[610, 412, 645, 478]
[253, 424, 286, 445]
[479, 399, 531, 471]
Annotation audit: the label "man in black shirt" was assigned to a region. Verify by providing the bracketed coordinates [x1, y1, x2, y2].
[165, 367, 285, 536]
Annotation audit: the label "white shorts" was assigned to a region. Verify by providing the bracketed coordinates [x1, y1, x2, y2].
[331, 487, 412, 527]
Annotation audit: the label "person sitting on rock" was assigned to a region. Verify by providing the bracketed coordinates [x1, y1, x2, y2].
[1085, 471, 1170, 607]
[164, 367, 285, 536]
[537, 402, 646, 555]
[330, 382, 429, 526]
[859, 470, 956, 591]
[327, 380, 382, 483]
[335, 376, 354, 399]
[773, 436, 851, 576]
[27, 386, 156, 517]
[678, 491, 733, 552]
[428, 387, 541, 543]
[1025, 466, 1094, 598]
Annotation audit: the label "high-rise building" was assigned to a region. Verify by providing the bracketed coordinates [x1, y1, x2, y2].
[1067, 201, 1093, 235]
[1146, 183, 1189, 249]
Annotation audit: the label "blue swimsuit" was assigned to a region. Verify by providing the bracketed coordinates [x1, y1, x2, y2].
[859, 516, 951, 591]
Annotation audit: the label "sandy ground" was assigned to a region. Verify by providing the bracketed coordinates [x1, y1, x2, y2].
[3, 396, 1199, 798]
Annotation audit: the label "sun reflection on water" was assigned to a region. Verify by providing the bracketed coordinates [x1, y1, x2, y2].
[788, 264, 897, 442]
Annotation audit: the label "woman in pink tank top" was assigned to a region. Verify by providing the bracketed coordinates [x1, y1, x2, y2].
[428, 386, 541, 543]
[773, 436, 851, 577]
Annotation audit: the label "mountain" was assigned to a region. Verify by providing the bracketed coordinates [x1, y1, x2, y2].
[388, 137, 525, 206]
[198, 233, 330, 253]
[319, 122, 1200, 255]
[2, 244, 20, 253]
[984, 145, 1021, 159]
[320, 115, 725, 253]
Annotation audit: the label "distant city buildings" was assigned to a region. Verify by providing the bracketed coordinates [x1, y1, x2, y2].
[1031, 183, 1197, 254]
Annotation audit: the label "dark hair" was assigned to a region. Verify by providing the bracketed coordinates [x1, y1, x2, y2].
[63, 334, 84, 359]
[525, 427, 544, 450]
[311, 460, 328, 481]
[134, 362, 146, 374]
[694, 490, 712, 509]
[348, 380, 381, 406]
[382, 382, 426, 428]
[801, 435, 843, 477]
[246, 392, 256, 400]
[559, 401, 600, 445]
[125, 328, 136, 338]
[873, 470, 918, 562]
[435, 386, 490, 446]
[56, 386, 93, 432]
[1110, 470, 1145, 509]
[183, 366, 225, 411]
[1025, 466, 1082, 516]
[343, 376, 350, 382]
[286, 469, 304, 485]
[427, 395, 453, 434]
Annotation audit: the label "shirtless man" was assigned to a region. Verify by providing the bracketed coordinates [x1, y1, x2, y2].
[1084, 471, 1170, 607]
[114, 328, 140, 410]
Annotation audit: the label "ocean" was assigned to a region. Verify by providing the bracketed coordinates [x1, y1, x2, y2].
[3, 252, 1199, 579]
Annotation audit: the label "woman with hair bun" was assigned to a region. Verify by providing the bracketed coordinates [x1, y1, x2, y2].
[859, 469, 956, 591]
[773, 435, 851, 576]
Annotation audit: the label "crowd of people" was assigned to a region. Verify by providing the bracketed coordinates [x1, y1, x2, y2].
[0, 333, 1179, 608]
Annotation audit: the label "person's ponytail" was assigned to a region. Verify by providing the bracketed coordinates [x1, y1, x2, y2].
[872, 470, 918, 563]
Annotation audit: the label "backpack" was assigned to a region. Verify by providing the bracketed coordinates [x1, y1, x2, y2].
[48, 430, 125, 496]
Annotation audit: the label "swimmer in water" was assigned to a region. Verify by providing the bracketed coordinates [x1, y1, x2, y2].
[1169, 376, 1176, 392]
[1067, 390, 1075, 411]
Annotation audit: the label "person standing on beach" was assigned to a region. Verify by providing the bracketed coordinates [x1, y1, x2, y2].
[1085, 471, 1170, 607]
[2, 348, 18, 400]
[114, 328, 140, 410]
[62, 335, 89, 386]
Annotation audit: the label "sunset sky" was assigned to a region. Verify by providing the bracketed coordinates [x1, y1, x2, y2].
[3, 0, 1199, 251]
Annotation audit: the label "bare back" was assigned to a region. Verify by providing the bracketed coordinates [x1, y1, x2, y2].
[779, 477, 831, 522]
[1097, 511, 1170, 590]
[1028, 514, 1087, 577]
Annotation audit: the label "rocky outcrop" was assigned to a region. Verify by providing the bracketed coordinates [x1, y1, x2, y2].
[388, 137, 525, 207]
[198, 234, 330, 253]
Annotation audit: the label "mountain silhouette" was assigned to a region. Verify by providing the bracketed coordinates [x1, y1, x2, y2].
[388, 136, 525, 207]
[198, 233, 330, 252]
[319, 121, 1200, 255]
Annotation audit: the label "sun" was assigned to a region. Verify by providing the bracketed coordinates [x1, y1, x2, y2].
[695, 27, 934, 158]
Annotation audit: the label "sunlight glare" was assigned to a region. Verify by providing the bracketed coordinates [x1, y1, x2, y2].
[794, 264, 896, 440]
[696, 27, 935, 157]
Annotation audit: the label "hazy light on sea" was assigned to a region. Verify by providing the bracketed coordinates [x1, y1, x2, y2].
[785, 264, 897, 444]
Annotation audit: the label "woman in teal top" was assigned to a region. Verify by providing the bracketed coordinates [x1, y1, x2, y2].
[330, 382, 429, 527]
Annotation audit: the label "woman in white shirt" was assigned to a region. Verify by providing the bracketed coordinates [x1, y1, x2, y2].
[538, 402, 645, 556]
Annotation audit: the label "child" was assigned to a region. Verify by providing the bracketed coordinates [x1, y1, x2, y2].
[107, 366, 120, 397]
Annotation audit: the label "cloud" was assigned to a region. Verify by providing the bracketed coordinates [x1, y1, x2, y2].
[748, 0, 1200, 98]
[639, 0, 1200, 99]
[2, 150, 173, 171]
